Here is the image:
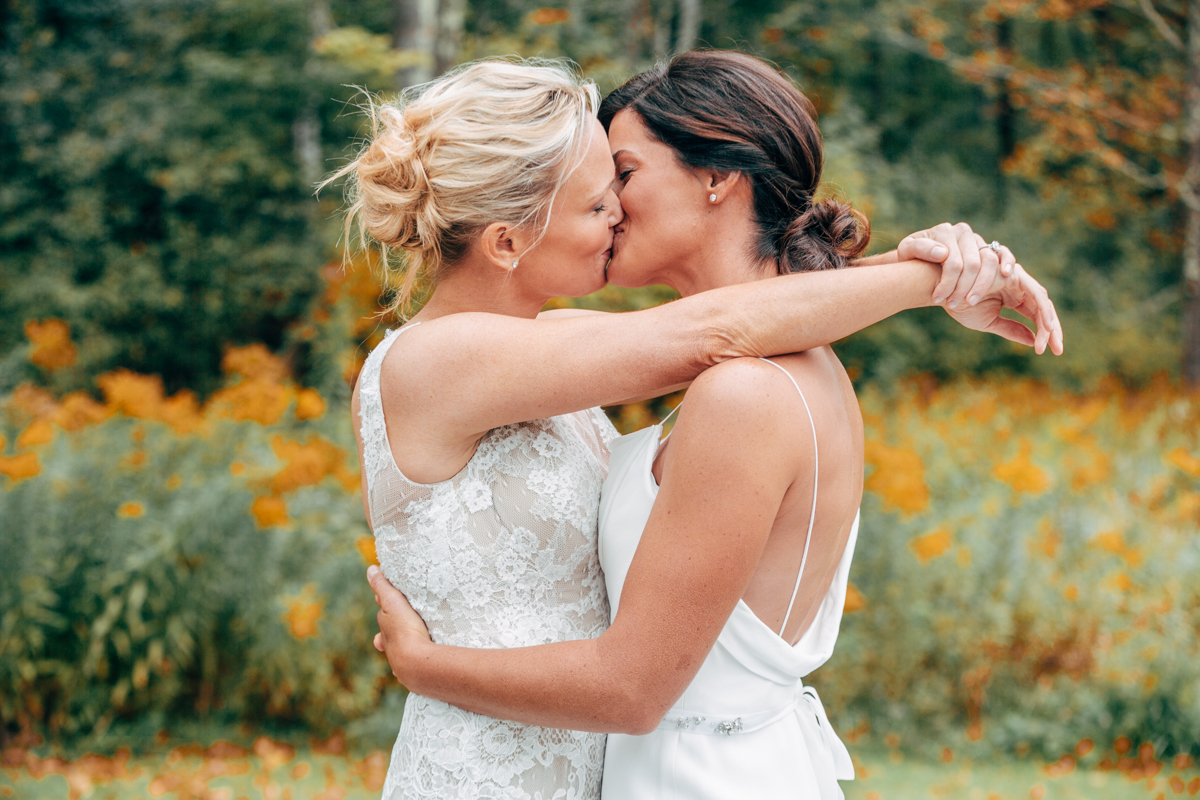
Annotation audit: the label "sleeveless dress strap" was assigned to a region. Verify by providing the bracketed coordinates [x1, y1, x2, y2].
[757, 358, 819, 640]
[358, 322, 422, 501]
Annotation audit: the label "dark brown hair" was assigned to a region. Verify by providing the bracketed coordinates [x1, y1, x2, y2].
[599, 50, 869, 273]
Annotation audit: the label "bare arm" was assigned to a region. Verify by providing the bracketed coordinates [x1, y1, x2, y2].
[370, 360, 812, 734]
[393, 262, 944, 446]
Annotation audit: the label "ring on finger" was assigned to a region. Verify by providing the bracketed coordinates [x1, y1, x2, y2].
[979, 240, 1003, 254]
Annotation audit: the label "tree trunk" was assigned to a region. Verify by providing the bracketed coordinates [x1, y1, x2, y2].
[676, 0, 701, 53]
[995, 16, 1015, 211]
[652, 0, 673, 58]
[434, 0, 466, 76]
[1185, 0, 1200, 386]
[394, 0, 436, 89]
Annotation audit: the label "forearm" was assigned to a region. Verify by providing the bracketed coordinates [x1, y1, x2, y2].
[689, 259, 938, 363]
[849, 250, 899, 267]
[401, 636, 659, 735]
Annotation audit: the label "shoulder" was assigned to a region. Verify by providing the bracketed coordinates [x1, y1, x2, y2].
[683, 357, 800, 422]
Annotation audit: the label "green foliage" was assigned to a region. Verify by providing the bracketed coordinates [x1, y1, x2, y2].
[0, 377, 394, 742]
[0, 0, 389, 397]
[809, 376, 1200, 759]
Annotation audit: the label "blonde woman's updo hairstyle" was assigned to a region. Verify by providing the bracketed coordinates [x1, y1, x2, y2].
[325, 59, 601, 314]
[599, 50, 869, 274]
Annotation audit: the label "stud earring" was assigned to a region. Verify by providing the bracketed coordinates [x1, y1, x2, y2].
[709, 193, 717, 202]
[511, 260, 518, 270]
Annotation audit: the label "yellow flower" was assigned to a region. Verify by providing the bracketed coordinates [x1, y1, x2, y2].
[25, 319, 77, 370]
[843, 583, 866, 613]
[294, 388, 326, 421]
[356, 536, 379, 566]
[251, 496, 289, 528]
[269, 435, 356, 494]
[117, 501, 145, 518]
[863, 440, 929, 514]
[210, 378, 292, 426]
[910, 526, 952, 563]
[222, 343, 289, 381]
[97, 369, 166, 419]
[1167, 447, 1200, 477]
[283, 586, 323, 639]
[0, 449, 40, 482]
[166, 474, 183, 490]
[993, 439, 1050, 494]
[17, 420, 54, 447]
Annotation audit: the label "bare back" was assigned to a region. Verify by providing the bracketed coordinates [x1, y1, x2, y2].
[653, 345, 864, 645]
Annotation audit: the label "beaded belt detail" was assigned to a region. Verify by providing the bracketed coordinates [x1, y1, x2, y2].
[658, 701, 797, 736]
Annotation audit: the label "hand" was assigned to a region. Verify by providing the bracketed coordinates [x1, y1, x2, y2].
[367, 565, 432, 686]
[945, 262, 1064, 356]
[898, 222, 1016, 308]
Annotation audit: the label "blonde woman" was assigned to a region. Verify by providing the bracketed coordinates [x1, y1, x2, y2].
[335, 58, 1060, 800]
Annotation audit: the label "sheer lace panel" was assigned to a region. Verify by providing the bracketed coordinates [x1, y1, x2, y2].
[359, 326, 619, 800]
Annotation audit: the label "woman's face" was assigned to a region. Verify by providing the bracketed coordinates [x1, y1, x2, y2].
[605, 109, 709, 289]
[516, 117, 624, 300]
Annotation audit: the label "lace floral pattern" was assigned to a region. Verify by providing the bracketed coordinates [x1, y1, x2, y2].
[359, 326, 617, 800]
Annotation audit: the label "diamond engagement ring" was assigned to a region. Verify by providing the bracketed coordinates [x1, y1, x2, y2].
[980, 240, 1003, 253]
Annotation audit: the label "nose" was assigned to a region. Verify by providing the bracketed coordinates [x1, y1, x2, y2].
[607, 186, 625, 227]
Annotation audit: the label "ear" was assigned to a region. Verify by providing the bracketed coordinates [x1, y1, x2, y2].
[480, 221, 534, 270]
[699, 169, 746, 205]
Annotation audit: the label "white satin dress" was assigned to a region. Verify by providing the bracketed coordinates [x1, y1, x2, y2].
[596, 358, 858, 800]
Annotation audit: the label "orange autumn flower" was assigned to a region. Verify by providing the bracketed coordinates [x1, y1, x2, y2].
[222, 343, 289, 382]
[97, 370, 165, 418]
[843, 583, 866, 613]
[910, 526, 953, 563]
[17, 420, 54, 447]
[531, 7, 570, 24]
[251, 496, 289, 528]
[0, 449, 40, 482]
[993, 439, 1050, 494]
[210, 378, 292, 426]
[117, 501, 145, 518]
[294, 388, 326, 420]
[54, 392, 110, 431]
[283, 586, 322, 639]
[356, 536, 379, 566]
[863, 440, 929, 514]
[25, 319, 77, 370]
[1167, 446, 1200, 476]
[270, 435, 356, 494]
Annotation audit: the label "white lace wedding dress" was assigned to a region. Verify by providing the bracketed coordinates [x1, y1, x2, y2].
[358, 324, 617, 800]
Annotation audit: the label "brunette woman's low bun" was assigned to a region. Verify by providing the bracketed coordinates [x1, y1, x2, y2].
[777, 198, 870, 274]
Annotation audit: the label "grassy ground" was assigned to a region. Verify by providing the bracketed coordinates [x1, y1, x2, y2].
[3, 735, 1196, 800]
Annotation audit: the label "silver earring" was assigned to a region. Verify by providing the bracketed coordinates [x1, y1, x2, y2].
[511, 260, 518, 270]
[709, 193, 717, 202]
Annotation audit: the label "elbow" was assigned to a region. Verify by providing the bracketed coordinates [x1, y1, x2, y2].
[694, 305, 745, 368]
[607, 676, 672, 736]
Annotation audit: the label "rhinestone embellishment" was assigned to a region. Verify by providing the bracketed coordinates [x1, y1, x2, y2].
[675, 715, 707, 730]
[715, 717, 744, 735]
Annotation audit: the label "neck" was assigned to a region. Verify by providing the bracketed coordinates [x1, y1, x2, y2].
[668, 222, 775, 298]
[412, 253, 546, 322]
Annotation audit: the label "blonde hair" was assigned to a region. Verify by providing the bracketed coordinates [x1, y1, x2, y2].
[323, 58, 601, 316]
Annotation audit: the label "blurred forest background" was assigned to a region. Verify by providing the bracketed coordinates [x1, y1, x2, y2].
[2, 0, 1200, 797]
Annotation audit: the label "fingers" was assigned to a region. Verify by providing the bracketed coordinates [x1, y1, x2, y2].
[998, 244, 1016, 278]
[898, 232, 949, 264]
[945, 225, 983, 309]
[1015, 268, 1060, 355]
[931, 223, 964, 304]
[985, 316, 1036, 347]
[374, 632, 384, 652]
[966, 246, 999, 307]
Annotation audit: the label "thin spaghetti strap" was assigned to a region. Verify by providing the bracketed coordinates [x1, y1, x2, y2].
[757, 358, 819, 639]
[658, 398, 683, 439]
